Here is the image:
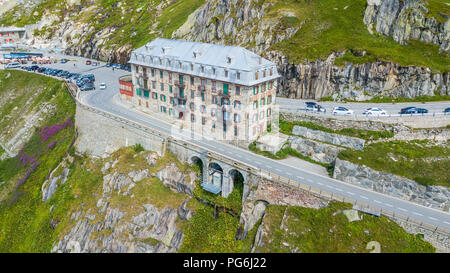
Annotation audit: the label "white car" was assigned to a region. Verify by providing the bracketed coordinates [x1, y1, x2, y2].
[99, 83, 106, 90]
[362, 107, 387, 116]
[332, 107, 354, 115]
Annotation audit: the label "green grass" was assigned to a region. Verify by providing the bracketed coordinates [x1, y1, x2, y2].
[178, 198, 257, 253]
[270, 0, 449, 72]
[0, 72, 76, 252]
[255, 201, 435, 253]
[248, 141, 333, 175]
[338, 140, 450, 187]
[279, 118, 394, 141]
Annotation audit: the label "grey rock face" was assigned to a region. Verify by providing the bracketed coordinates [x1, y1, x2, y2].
[156, 163, 197, 195]
[333, 158, 450, 211]
[271, 50, 449, 100]
[364, 0, 449, 52]
[239, 201, 267, 238]
[288, 136, 344, 164]
[292, 125, 365, 150]
[42, 168, 70, 202]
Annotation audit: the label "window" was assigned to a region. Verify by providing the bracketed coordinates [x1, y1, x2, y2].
[224, 70, 228, 77]
[267, 108, 272, 116]
[255, 71, 258, 80]
[136, 89, 142, 96]
[143, 90, 149, 98]
[234, 113, 241, 123]
[202, 117, 206, 125]
[160, 94, 166, 102]
[201, 66, 204, 73]
[234, 100, 241, 110]
[236, 86, 240, 96]
[160, 71, 163, 79]
[253, 86, 257, 95]
[191, 113, 195, 122]
[263, 70, 266, 78]
[191, 90, 195, 99]
[152, 92, 158, 99]
[190, 63, 194, 71]
[267, 95, 272, 104]
[190, 77, 194, 85]
[270, 68, 273, 76]
[152, 81, 156, 89]
[223, 83, 229, 95]
[262, 83, 266, 92]
[253, 101, 258, 109]
[160, 83, 164, 91]
[260, 98, 265, 106]
[190, 102, 195, 111]
[212, 67, 216, 75]
[234, 126, 238, 136]
[200, 105, 206, 113]
[169, 85, 173, 93]
[237, 72, 240, 80]
[201, 92, 205, 102]
[179, 61, 182, 68]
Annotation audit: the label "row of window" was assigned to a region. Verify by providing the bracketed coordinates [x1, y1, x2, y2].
[252, 95, 273, 109]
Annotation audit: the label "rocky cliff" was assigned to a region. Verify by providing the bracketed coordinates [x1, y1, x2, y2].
[272, 51, 449, 100]
[1, 0, 448, 100]
[364, 0, 449, 53]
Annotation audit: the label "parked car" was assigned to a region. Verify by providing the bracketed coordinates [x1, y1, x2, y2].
[362, 108, 387, 116]
[99, 83, 106, 90]
[60, 58, 68, 63]
[85, 60, 92, 65]
[305, 102, 326, 113]
[332, 107, 354, 115]
[5, 62, 21, 69]
[400, 107, 428, 114]
[80, 83, 95, 91]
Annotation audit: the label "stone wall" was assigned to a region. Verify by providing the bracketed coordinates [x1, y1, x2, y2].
[292, 125, 365, 150]
[74, 105, 166, 158]
[333, 158, 450, 212]
[287, 135, 344, 164]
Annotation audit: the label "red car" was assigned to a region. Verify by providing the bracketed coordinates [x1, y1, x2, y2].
[86, 60, 92, 65]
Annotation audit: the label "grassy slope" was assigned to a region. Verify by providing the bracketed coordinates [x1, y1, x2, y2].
[1, 0, 448, 72]
[0, 71, 76, 252]
[338, 140, 450, 187]
[279, 119, 394, 141]
[268, 0, 449, 72]
[256, 202, 434, 253]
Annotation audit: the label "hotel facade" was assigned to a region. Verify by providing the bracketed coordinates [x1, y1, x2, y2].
[125, 38, 280, 143]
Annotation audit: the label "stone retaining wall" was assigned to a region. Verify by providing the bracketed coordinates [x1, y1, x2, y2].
[333, 158, 450, 212]
[292, 125, 365, 150]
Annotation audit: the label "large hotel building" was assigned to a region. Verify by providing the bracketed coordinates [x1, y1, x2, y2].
[123, 38, 280, 143]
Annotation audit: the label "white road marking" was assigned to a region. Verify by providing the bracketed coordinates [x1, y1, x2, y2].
[374, 200, 382, 204]
[398, 208, 408, 212]
[326, 185, 334, 189]
[385, 203, 393, 207]
[429, 217, 438, 221]
[335, 188, 343, 192]
[286, 172, 292, 176]
[443, 221, 450, 225]
[346, 191, 355, 195]
[413, 212, 423, 216]
[360, 195, 368, 200]
[317, 182, 323, 186]
[276, 168, 282, 172]
[296, 176, 304, 180]
[307, 179, 313, 183]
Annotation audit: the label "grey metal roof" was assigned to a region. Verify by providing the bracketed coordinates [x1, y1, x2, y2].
[129, 38, 280, 86]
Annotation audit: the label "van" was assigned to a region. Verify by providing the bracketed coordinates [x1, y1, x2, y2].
[5, 62, 21, 69]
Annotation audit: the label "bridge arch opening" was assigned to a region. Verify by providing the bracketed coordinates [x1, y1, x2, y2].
[201, 162, 223, 194]
[228, 169, 244, 196]
[190, 156, 203, 176]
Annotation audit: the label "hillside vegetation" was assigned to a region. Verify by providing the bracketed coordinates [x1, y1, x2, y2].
[0, 0, 448, 71]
